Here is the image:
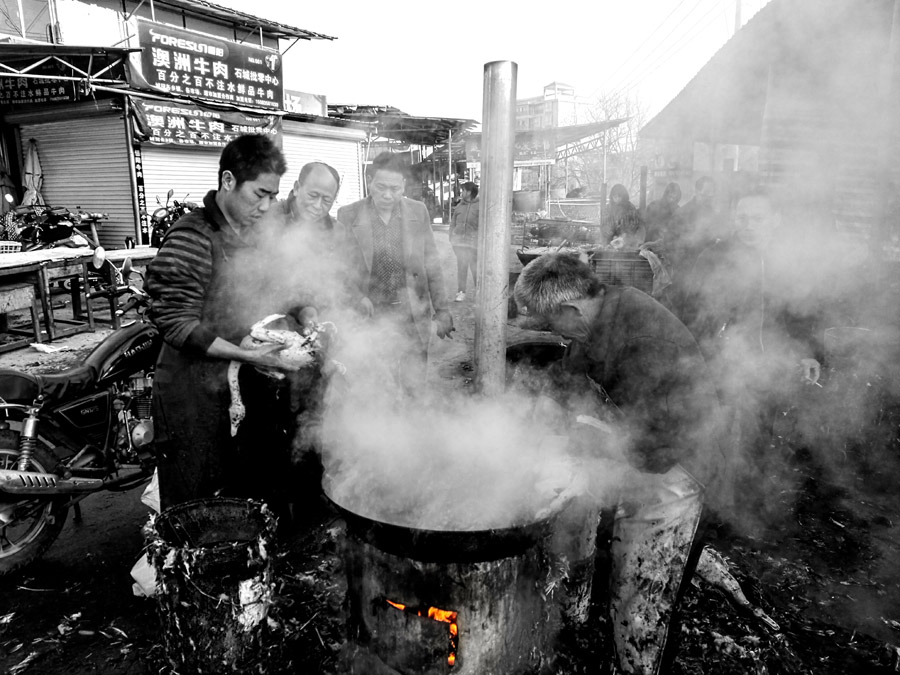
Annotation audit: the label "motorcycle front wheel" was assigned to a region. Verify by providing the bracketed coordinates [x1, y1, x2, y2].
[0, 430, 69, 577]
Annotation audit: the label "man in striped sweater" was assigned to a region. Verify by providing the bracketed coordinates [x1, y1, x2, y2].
[146, 134, 291, 511]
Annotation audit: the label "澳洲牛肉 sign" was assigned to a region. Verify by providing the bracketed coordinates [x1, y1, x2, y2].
[134, 19, 283, 111]
[131, 99, 281, 149]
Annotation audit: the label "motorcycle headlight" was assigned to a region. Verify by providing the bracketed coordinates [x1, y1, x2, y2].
[91, 246, 107, 269]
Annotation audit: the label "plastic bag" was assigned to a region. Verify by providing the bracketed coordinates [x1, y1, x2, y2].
[140, 468, 160, 513]
[130, 552, 157, 597]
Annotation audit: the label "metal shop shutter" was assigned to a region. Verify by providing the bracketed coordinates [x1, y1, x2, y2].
[280, 122, 363, 213]
[19, 116, 135, 249]
[140, 145, 220, 219]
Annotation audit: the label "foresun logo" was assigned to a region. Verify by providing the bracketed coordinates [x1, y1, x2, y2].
[149, 29, 225, 58]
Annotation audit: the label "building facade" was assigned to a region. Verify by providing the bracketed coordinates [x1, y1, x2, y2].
[0, 0, 366, 248]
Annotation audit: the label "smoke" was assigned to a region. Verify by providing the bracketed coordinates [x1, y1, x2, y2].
[236, 220, 360, 324]
[318, 335, 609, 532]
[676, 187, 900, 537]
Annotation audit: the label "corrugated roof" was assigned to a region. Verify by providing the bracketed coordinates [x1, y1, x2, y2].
[639, 0, 880, 144]
[156, 0, 335, 41]
[639, 0, 781, 142]
[328, 105, 477, 145]
[425, 120, 628, 163]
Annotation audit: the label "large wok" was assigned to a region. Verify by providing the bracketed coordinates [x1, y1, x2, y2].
[323, 475, 558, 564]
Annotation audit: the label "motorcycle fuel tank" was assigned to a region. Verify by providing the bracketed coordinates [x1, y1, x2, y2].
[85, 323, 161, 388]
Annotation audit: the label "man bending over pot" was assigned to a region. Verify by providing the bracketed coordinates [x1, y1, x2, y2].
[514, 252, 726, 675]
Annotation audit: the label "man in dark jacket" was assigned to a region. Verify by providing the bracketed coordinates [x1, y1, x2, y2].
[449, 181, 479, 302]
[146, 134, 289, 510]
[337, 153, 453, 397]
[679, 191, 823, 528]
[514, 252, 725, 675]
[642, 181, 682, 250]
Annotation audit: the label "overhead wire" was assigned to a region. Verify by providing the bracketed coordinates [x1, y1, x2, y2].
[590, 0, 694, 98]
[607, 0, 728, 102]
[612, 0, 776, 103]
[603, 0, 713, 96]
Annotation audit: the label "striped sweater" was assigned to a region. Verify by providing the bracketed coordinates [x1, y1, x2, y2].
[146, 190, 235, 354]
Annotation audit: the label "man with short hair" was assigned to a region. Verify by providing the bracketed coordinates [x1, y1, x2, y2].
[267, 161, 342, 231]
[338, 152, 453, 395]
[258, 161, 364, 322]
[147, 133, 289, 510]
[514, 252, 725, 675]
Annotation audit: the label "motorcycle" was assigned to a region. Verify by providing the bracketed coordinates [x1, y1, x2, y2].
[150, 189, 196, 247]
[2, 195, 113, 252]
[0, 252, 160, 576]
[2, 197, 92, 251]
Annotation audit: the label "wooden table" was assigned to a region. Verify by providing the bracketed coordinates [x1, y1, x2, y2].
[0, 246, 158, 346]
[0, 247, 97, 342]
[103, 246, 158, 267]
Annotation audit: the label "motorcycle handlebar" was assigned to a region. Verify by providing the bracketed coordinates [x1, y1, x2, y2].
[117, 292, 150, 316]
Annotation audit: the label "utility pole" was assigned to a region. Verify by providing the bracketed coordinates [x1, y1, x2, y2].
[474, 61, 516, 397]
[735, 0, 742, 35]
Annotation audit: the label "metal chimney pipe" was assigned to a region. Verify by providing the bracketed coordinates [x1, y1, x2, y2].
[474, 60, 517, 397]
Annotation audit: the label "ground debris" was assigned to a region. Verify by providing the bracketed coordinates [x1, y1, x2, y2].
[8, 650, 39, 675]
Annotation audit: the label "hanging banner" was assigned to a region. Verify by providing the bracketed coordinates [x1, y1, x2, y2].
[133, 144, 150, 243]
[131, 18, 283, 111]
[131, 98, 281, 149]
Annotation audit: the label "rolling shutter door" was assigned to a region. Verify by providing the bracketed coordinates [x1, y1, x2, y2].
[280, 122, 363, 213]
[19, 116, 135, 249]
[140, 146, 220, 221]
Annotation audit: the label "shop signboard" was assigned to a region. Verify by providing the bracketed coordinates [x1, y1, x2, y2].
[0, 73, 79, 106]
[132, 18, 283, 111]
[132, 98, 281, 149]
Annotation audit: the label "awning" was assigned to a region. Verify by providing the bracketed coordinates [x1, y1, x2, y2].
[0, 43, 137, 85]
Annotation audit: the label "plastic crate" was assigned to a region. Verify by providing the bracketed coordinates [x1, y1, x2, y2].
[590, 250, 654, 294]
[0, 241, 21, 254]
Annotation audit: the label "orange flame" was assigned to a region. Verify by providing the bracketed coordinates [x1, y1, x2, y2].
[386, 599, 459, 667]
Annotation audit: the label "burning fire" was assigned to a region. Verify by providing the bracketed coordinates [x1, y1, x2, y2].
[386, 599, 459, 666]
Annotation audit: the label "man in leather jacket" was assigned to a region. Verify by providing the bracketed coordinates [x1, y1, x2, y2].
[337, 153, 453, 397]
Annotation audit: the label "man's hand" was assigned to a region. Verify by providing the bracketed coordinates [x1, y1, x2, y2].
[434, 311, 454, 339]
[246, 342, 288, 369]
[800, 358, 821, 385]
[296, 307, 319, 336]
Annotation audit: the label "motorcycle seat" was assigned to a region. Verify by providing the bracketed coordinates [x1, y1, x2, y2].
[0, 369, 40, 403]
[0, 365, 99, 405]
[37, 365, 99, 402]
